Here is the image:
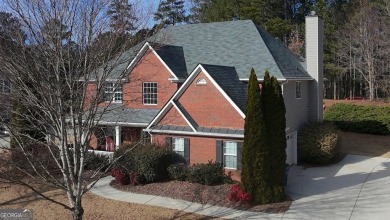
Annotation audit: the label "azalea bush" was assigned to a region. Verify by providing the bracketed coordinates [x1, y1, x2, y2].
[227, 184, 251, 204]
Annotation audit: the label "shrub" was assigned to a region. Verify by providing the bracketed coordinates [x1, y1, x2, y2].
[129, 170, 146, 186]
[227, 184, 251, 204]
[113, 144, 174, 183]
[84, 152, 110, 171]
[187, 161, 225, 185]
[298, 122, 340, 164]
[111, 168, 130, 185]
[167, 163, 189, 181]
[324, 103, 390, 135]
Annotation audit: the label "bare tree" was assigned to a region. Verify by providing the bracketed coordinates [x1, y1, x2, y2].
[337, 0, 390, 100]
[0, 0, 155, 219]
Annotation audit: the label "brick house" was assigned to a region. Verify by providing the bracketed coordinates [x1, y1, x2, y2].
[87, 15, 323, 180]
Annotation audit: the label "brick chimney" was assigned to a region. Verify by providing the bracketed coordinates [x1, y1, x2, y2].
[305, 12, 324, 122]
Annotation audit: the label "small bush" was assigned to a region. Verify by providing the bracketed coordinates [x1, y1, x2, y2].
[298, 122, 340, 164]
[113, 144, 174, 183]
[111, 168, 130, 185]
[84, 152, 110, 171]
[227, 184, 251, 204]
[324, 103, 390, 135]
[129, 170, 146, 185]
[187, 161, 225, 185]
[167, 163, 189, 181]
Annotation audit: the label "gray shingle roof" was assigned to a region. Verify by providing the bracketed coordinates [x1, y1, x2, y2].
[153, 20, 310, 80]
[99, 19, 311, 81]
[200, 64, 247, 112]
[96, 105, 159, 125]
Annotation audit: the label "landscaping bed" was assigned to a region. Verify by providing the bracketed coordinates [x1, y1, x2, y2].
[110, 179, 291, 213]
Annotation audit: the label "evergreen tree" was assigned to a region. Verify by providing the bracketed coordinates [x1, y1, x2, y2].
[154, 0, 187, 26]
[242, 69, 273, 204]
[262, 71, 286, 202]
[189, 0, 240, 23]
[107, 0, 137, 34]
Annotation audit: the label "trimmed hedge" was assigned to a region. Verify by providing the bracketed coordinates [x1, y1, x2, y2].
[324, 103, 390, 135]
[187, 161, 225, 186]
[298, 122, 340, 164]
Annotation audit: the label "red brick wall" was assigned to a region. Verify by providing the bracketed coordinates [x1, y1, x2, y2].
[83, 49, 178, 110]
[157, 105, 188, 126]
[176, 72, 244, 129]
[122, 49, 177, 109]
[84, 83, 97, 110]
[89, 133, 98, 149]
[152, 134, 242, 181]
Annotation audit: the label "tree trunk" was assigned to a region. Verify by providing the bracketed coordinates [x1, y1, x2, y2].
[72, 204, 84, 220]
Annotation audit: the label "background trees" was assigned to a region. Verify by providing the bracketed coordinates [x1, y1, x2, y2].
[154, 0, 188, 26]
[188, 0, 390, 100]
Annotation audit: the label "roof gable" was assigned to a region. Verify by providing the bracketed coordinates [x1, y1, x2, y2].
[147, 64, 246, 131]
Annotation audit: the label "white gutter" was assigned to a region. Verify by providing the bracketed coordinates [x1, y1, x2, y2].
[144, 129, 244, 139]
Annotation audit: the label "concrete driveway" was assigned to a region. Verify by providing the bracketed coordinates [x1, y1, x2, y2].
[284, 154, 390, 220]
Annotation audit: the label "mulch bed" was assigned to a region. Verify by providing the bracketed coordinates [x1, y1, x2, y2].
[111, 180, 291, 213]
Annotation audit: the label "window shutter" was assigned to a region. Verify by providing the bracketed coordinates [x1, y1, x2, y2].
[216, 140, 223, 165]
[237, 142, 243, 170]
[165, 137, 172, 150]
[184, 138, 190, 163]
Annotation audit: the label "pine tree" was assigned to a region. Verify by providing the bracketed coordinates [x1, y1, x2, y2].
[242, 68, 273, 204]
[262, 71, 286, 202]
[154, 0, 187, 26]
[107, 0, 137, 34]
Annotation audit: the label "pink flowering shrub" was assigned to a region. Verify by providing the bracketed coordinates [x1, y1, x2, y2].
[227, 184, 251, 204]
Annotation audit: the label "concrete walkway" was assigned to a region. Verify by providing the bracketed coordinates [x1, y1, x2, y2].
[90, 154, 390, 219]
[90, 176, 283, 219]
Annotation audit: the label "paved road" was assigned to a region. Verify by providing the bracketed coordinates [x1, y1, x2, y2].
[284, 154, 390, 220]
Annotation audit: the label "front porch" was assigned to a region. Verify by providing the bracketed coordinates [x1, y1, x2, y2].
[88, 105, 159, 152]
[88, 125, 150, 151]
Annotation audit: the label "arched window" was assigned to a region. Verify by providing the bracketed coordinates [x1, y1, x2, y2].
[196, 78, 207, 85]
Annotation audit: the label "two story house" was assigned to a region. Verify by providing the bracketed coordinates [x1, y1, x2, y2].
[86, 15, 323, 180]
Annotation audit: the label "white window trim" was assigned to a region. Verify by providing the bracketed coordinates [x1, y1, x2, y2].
[223, 141, 237, 169]
[172, 137, 185, 156]
[196, 78, 207, 85]
[295, 81, 301, 99]
[104, 83, 122, 103]
[143, 82, 158, 105]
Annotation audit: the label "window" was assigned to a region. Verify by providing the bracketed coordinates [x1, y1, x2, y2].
[0, 79, 10, 94]
[196, 78, 207, 85]
[143, 82, 157, 105]
[295, 81, 301, 99]
[172, 137, 185, 157]
[216, 140, 242, 170]
[166, 137, 189, 162]
[223, 141, 237, 169]
[104, 83, 122, 102]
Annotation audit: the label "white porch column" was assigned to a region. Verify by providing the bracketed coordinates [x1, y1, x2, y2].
[115, 125, 121, 150]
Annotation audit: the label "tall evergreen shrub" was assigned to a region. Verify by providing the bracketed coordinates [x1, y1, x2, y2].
[241, 69, 273, 204]
[262, 72, 287, 202]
